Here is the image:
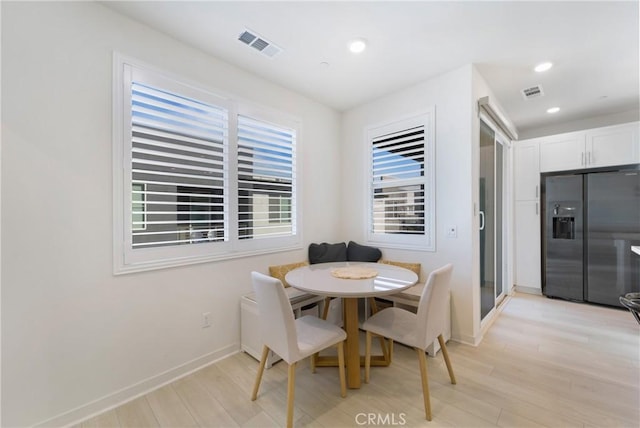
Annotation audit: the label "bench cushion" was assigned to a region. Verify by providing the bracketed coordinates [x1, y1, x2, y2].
[244, 286, 322, 307]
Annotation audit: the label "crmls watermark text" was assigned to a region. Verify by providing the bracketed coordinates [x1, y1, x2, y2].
[355, 412, 407, 426]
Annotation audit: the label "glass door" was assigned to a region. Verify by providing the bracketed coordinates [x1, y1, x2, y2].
[480, 119, 506, 321]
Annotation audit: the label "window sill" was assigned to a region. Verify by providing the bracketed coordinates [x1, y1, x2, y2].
[113, 243, 303, 275]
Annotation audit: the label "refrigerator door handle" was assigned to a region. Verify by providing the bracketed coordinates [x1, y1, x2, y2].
[581, 152, 585, 166]
[479, 211, 485, 231]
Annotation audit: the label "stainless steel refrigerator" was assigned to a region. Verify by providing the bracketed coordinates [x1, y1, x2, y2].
[542, 166, 640, 307]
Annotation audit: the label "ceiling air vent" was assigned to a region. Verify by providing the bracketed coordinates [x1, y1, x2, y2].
[238, 29, 282, 58]
[521, 85, 544, 100]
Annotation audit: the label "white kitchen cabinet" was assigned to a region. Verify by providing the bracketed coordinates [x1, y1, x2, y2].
[539, 122, 639, 172]
[514, 141, 540, 201]
[514, 121, 638, 294]
[586, 123, 639, 167]
[539, 132, 585, 172]
[514, 140, 541, 292]
[514, 200, 541, 291]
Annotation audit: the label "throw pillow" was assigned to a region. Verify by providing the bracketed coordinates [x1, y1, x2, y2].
[347, 241, 382, 262]
[308, 242, 347, 264]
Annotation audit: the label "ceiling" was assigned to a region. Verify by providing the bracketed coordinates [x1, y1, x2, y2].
[103, 1, 639, 135]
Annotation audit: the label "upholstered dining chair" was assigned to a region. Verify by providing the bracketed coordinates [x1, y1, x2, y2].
[362, 263, 456, 421]
[620, 292, 640, 325]
[250, 272, 347, 428]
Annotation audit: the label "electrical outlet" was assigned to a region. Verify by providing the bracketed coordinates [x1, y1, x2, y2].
[447, 225, 457, 238]
[202, 312, 211, 328]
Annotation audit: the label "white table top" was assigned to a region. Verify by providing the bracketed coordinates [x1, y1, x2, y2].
[285, 261, 418, 298]
[632, 246, 640, 256]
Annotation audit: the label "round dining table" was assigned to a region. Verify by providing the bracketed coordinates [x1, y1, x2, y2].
[285, 261, 418, 388]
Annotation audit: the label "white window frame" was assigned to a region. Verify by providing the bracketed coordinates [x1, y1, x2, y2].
[232, 103, 302, 255]
[365, 109, 436, 251]
[113, 54, 302, 274]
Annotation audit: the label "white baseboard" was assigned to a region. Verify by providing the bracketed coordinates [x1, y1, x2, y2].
[451, 332, 482, 347]
[35, 343, 239, 428]
[514, 285, 542, 295]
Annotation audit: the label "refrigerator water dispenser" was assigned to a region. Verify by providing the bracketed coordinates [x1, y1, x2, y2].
[552, 217, 575, 239]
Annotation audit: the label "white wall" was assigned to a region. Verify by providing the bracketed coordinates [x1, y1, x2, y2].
[0, 2, 341, 426]
[340, 65, 476, 344]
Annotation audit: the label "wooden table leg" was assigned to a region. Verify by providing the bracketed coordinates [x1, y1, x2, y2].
[343, 297, 361, 389]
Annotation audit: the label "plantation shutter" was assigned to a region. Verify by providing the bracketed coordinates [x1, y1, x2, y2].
[130, 81, 228, 248]
[237, 115, 296, 239]
[371, 125, 426, 235]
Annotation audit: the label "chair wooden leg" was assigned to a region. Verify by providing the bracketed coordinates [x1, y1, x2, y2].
[369, 297, 379, 314]
[312, 297, 334, 367]
[286, 362, 297, 428]
[251, 345, 269, 401]
[337, 341, 347, 397]
[437, 334, 456, 385]
[365, 331, 372, 383]
[416, 348, 432, 421]
[321, 297, 332, 320]
[379, 336, 388, 363]
[368, 298, 392, 363]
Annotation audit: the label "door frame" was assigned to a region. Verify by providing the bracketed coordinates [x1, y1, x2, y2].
[478, 114, 513, 327]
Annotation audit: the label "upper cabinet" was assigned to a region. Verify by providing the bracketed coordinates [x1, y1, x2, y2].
[539, 122, 639, 172]
[586, 123, 640, 168]
[538, 132, 584, 172]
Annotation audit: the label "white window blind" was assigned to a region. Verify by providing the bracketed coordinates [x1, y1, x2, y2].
[366, 110, 435, 251]
[115, 56, 302, 273]
[130, 81, 228, 249]
[237, 115, 296, 239]
[371, 126, 425, 235]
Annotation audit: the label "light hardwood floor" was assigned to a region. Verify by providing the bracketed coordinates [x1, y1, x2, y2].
[76, 293, 640, 427]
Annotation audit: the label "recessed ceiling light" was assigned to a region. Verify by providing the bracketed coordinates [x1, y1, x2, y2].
[547, 107, 560, 114]
[348, 38, 367, 54]
[535, 62, 553, 72]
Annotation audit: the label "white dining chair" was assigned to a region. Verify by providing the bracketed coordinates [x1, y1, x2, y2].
[362, 263, 456, 421]
[250, 272, 347, 428]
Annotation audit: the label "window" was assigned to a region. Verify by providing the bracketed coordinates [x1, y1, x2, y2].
[366, 110, 435, 251]
[237, 115, 296, 238]
[114, 56, 300, 273]
[129, 80, 228, 249]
